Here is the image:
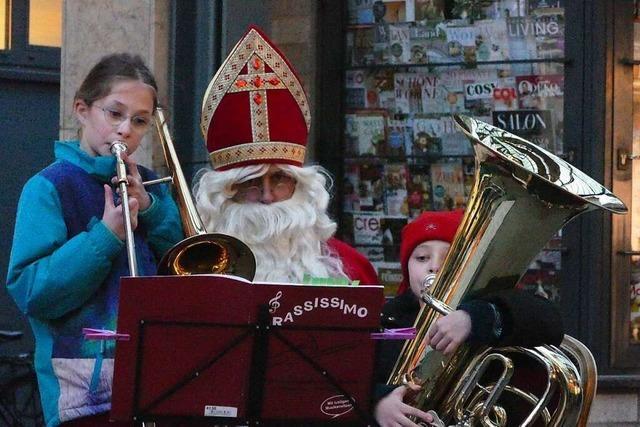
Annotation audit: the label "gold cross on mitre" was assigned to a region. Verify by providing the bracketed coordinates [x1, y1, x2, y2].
[200, 27, 311, 145]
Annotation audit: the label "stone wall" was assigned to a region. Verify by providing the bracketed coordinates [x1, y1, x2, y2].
[60, 0, 170, 170]
[266, 0, 317, 161]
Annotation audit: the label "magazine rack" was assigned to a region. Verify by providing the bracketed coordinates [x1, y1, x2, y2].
[111, 275, 384, 426]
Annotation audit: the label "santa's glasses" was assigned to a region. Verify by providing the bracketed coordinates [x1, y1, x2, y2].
[233, 171, 296, 202]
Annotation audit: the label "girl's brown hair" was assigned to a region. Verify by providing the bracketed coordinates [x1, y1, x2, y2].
[74, 53, 158, 109]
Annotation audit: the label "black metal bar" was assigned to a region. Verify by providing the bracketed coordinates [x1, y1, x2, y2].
[132, 320, 147, 420]
[138, 325, 254, 416]
[620, 58, 640, 65]
[246, 305, 271, 422]
[617, 250, 640, 256]
[269, 328, 375, 425]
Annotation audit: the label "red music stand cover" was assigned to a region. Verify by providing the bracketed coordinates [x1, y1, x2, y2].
[110, 275, 384, 425]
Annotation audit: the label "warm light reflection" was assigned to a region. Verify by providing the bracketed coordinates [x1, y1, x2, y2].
[631, 61, 640, 343]
[0, 0, 7, 49]
[28, 0, 61, 47]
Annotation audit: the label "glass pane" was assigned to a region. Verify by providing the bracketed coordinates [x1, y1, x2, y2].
[0, 0, 7, 50]
[343, 0, 565, 299]
[28, 0, 61, 47]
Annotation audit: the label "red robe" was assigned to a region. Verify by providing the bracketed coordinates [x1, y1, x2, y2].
[327, 238, 379, 285]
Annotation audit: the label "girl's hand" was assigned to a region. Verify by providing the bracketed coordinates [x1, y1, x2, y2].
[112, 152, 151, 211]
[374, 385, 434, 427]
[102, 184, 139, 241]
[425, 309, 472, 355]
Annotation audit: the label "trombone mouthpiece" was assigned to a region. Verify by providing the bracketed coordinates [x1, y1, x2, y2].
[110, 140, 128, 155]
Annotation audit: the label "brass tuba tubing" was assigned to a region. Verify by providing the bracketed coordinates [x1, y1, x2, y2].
[110, 140, 138, 277]
[388, 114, 627, 426]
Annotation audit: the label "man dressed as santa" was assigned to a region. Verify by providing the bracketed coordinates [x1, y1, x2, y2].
[193, 26, 378, 286]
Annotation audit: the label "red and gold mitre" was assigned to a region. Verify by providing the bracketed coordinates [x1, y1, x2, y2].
[200, 26, 311, 170]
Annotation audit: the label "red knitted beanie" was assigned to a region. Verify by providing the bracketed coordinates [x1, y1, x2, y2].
[397, 210, 464, 295]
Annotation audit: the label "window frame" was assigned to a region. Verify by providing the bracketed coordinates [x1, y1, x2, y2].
[610, 0, 640, 372]
[0, 0, 60, 82]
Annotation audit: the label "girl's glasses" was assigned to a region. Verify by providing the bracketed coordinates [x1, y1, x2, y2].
[96, 105, 153, 133]
[233, 171, 296, 202]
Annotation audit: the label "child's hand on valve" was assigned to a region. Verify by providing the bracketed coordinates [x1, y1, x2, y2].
[424, 310, 472, 355]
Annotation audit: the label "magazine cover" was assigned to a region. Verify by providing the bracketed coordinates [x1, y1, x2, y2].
[506, 16, 538, 72]
[352, 27, 375, 66]
[474, 19, 510, 61]
[347, 0, 375, 25]
[443, 23, 478, 63]
[463, 78, 496, 116]
[533, 13, 564, 60]
[439, 68, 496, 113]
[413, 21, 458, 64]
[439, 115, 474, 156]
[386, 116, 413, 157]
[516, 74, 564, 109]
[358, 163, 385, 211]
[430, 159, 466, 211]
[420, 73, 446, 114]
[407, 164, 431, 218]
[345, 70, 367, 109]
[376, 265, 403, 297]
[351, 110, 387, 155]
[371, 69, 396, 110]
[414, 0, 444, 22]
[492, 109, 555, 152]
[344, 163, 361, 212]
[344, 113, 359, 156]
[412, 117, 442, 156]
[388, 23, 412, 64]
[373, 23, 391, 65]
[383, 163, 409, 216]
[353, 212, 385, 245]
[395, 72, 427, 114]
[374, 0, 409, 24]
[492, 76, 518, 110]
[440, 68, 498, 94]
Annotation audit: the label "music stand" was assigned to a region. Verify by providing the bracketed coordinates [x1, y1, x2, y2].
[111, 275, 384, 426]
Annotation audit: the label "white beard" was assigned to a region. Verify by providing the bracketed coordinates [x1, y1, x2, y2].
[195, 166, 348, 283]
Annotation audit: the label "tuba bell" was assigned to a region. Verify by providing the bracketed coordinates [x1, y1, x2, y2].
[388, 114, 627, 426]
[152, 108, 256, 280]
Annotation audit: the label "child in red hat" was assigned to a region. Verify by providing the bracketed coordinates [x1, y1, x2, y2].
[373, 210, 564, 427]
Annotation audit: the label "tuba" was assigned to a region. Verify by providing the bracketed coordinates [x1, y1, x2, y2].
[388, 115, 627, 426]
[151, 108, 256, 279]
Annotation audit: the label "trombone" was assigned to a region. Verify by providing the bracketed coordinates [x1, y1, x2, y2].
[110, 108, 256, 280]
[110, 140, 138, 276]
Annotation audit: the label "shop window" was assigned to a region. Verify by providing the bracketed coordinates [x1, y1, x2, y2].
[341, 0, 566, 298]
[0, 0, 61, 71]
